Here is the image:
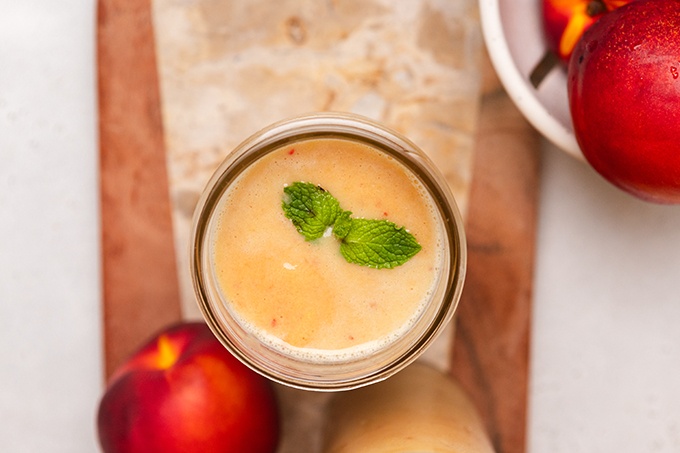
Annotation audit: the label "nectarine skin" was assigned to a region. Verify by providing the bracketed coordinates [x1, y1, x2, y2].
[568, 0, 680, 203]
[97, 322, 279, 453]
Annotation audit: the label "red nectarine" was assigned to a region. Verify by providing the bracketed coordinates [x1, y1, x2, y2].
[542, 0, 632, 63]
[97, 322, 279, 453]
[568, 0, 680, 203]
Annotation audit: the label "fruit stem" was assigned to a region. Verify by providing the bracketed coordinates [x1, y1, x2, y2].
[586, 0, 607, 17]
[529, 50, 560, 89]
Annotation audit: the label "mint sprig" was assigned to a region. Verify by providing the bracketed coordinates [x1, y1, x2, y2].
[282, 182, 421, 268]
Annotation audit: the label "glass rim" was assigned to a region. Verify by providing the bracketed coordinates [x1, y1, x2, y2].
[190, 112, 467, 391]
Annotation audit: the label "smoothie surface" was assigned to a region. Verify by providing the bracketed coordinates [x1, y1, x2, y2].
[211, 138, 443, 359]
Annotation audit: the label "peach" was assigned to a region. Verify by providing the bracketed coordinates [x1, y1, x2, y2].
[97, 322, 279, 453]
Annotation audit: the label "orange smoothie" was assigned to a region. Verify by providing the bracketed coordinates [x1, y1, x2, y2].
[209, 137, 445, 363]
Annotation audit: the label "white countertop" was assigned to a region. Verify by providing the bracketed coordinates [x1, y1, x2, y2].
[2, 1, 680, 452]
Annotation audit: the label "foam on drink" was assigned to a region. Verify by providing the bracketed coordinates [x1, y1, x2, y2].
[209, 137, 445, 363]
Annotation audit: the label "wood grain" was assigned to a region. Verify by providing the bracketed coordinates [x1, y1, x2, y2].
[97, 0, 182, 380]
[450, 88, 541, 453]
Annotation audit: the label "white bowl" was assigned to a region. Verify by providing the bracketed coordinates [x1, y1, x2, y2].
[479, 0, 583, 160]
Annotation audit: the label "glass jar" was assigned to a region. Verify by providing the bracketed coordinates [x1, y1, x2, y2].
[190, 112, 466, 391]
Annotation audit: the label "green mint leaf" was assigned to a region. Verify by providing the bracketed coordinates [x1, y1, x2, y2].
[339, 218, 422, 269]
[282, 181, 422, 268]
[332, 211, 353, 240]
[282, 182, 342, 241]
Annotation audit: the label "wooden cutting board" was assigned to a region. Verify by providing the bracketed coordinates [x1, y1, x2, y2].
[450, 82, 541, 453]
[97, 0, 183, 378]
[97, 0, 540, 451]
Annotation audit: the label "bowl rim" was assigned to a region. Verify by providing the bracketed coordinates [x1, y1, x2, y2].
[479, 0, 583, 159]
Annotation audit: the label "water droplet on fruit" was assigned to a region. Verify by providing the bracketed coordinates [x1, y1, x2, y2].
[671, 66, 679, 80]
